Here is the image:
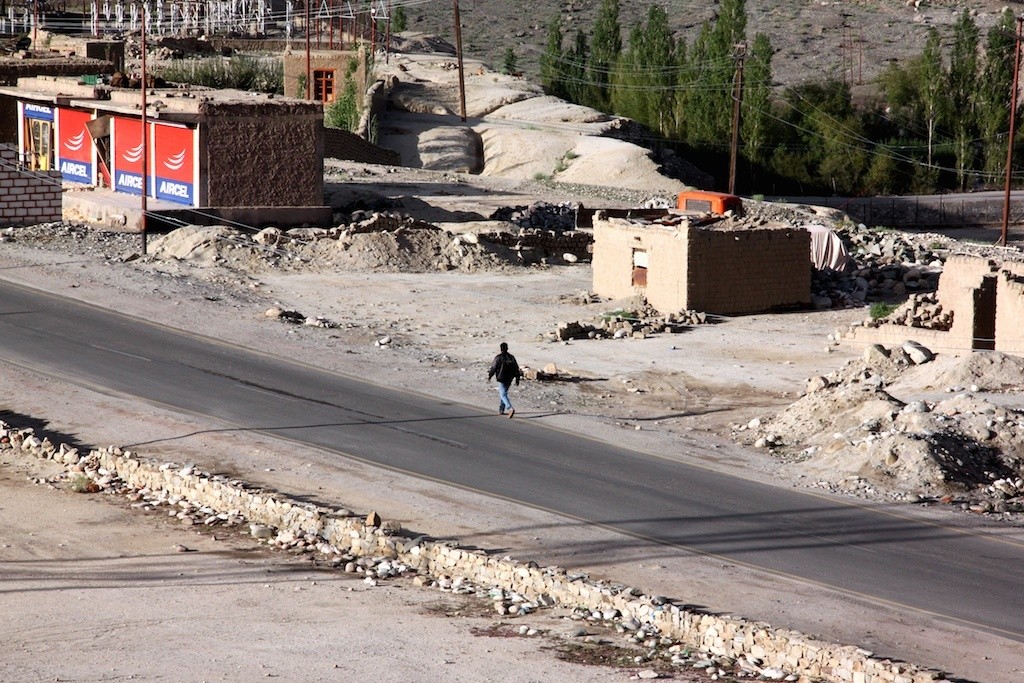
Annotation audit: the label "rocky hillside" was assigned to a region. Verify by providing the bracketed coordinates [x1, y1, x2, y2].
[400, 0, 1010, 92]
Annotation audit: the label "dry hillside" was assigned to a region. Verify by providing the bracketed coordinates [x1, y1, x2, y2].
[402, 0, 1011, 93]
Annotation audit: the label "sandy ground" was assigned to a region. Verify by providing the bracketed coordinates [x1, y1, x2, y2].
[3, 53, 1024, 683]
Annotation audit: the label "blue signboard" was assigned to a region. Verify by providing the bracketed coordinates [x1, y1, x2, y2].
[23, 103, 54, 121]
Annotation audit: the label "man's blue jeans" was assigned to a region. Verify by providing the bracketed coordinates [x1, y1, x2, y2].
[497, 382, 513, 413]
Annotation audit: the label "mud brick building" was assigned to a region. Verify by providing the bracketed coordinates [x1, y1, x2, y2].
[847, 256, 1024, 356]
[592, 212, 812, 315]
[0, 76, 329, 225]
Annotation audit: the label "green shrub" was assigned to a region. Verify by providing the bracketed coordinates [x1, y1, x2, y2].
[869, 302, 899, 319]
[325, 79, 360, 130]
[155, 56, 283, 94]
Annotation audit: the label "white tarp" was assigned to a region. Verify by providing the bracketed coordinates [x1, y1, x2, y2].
[806, 223, 850, 271]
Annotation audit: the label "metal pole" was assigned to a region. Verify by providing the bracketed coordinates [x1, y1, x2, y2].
[140, 2, 148, 255]
[1001, 16, 1023, 247]
[453, 0, 466, 122]
[385, 0, 391, 64]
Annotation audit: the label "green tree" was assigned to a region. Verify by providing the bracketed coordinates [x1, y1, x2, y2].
[948, 9, 980, 189]
[978, 9, 1016, 182]
[502, 46, 518, 76]
[587, 0, 622, 110]
[678, 0, 747, 145]
[741, 33, 774, 168]
[564, 30, 590, 106]
[863, 145, 902, 195]
[610, 6, 674, 134]
[919, 27, 946, 168]
[392, 6, 407, 33]
[540, 15, 566, 98]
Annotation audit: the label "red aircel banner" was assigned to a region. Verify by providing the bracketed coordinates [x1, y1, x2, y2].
[112, 116, 146, 196]
[56, 108, 94, 184]
[153, 123, 196, 205]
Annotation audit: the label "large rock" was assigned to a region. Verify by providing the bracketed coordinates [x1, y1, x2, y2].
[902, 340, 935, 365]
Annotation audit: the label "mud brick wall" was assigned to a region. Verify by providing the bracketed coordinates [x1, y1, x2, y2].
[0, 144, 62, 226]
[282, 49, 367, 101]
[935, 256, 997, 350]
[323, 126, 400, 166]
[592, 216, 688, 308]
[685, 226, 811, 315]
[202, 101, 324, 208]
[995, 264, 1024, 355]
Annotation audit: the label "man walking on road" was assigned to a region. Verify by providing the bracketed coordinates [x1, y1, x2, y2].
[488, 342, 522, 418]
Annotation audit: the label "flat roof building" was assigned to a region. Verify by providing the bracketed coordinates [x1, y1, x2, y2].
[0, 76, 328, 226]
[592, 211, 812, 315]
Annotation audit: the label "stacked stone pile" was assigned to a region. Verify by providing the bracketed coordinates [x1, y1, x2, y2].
[0, 417, 948, 683]
[862, 293, 953, 331]
[740, 343, 1024, 514]
[473, 229, 593, 264]
[811, 225, 946, 308]
[547, 307, 707, 342]
[489, 202, 580, 231]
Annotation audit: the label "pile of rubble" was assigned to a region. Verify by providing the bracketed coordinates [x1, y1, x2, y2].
[137, 210, 599, 274]
[546, 306, 708, 342]
[738, 342, 1024, 517]
[811, 224, 947, 308]
[489, 202, 580, 231]
[862, 292, 953, 331]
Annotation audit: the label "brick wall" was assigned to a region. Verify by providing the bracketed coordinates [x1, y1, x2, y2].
[324, 126, 400, 166]
[593, 215, 810, 315]
[686, 226, 811, 314]
[846, 256, 1024, 357]
[0, 144, 62, 226]
[282, 49, 367, 102]
[995, 266, 1024, 355]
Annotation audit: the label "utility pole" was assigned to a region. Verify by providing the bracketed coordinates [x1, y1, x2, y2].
[453, 0, 466, 122]
[728, 43, 745, 196]
[1001, 16, 1023, 248]
[140, 0, 148, 255]
[305, 0, 311, 100]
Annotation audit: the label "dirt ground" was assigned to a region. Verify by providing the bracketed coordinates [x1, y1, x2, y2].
[3, 54, 1024, 683]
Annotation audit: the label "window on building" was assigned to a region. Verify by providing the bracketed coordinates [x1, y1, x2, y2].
[632, 249, 648, 287]
[313, 69, 336, 103]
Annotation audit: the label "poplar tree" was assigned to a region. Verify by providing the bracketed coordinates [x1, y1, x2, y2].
[679, 0, 748, 145]
[948, 9, 980, 189]
[611, 6, 674, 134]
[978, 9, 1016, 181]
[741, 33, 774, 168]
[919, 27, 946, 168]
[540, 15, 566, 99]
[587, 0, 622, 111]
[564, 30, 590, 106]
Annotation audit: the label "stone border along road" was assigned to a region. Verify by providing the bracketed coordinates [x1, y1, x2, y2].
[1, 418, 946, 683]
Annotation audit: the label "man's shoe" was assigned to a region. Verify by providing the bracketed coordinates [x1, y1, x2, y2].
[507, 409, 515, 419]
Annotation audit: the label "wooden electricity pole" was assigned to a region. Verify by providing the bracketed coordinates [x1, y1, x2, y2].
[728, 44, 746, 196]
[453, 0, 466, 121]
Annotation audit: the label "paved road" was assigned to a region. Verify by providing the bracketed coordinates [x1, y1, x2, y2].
[2, 279, 1023, 641]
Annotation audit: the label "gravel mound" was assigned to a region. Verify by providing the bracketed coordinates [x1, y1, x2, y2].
[740, 347, 1024, 515]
